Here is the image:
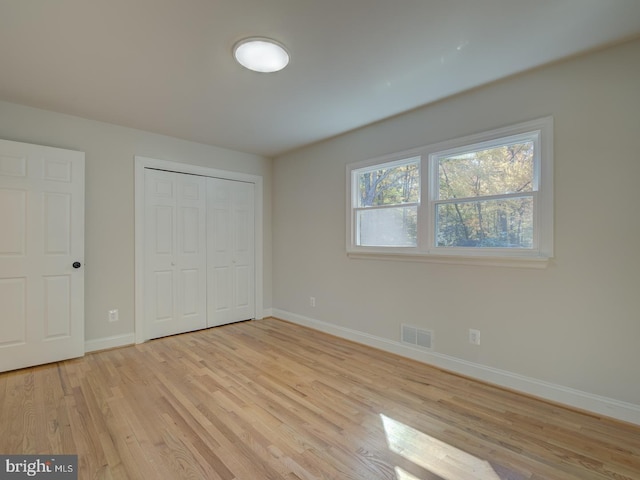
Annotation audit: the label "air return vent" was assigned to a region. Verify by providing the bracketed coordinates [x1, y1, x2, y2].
[401, 324, 433, 349]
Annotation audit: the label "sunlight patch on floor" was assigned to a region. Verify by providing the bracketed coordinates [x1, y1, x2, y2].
[381, 414, 501, 480]
[394, 466, 422, 480]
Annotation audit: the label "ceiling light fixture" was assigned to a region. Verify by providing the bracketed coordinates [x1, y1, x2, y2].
[233, 37, 290, 73]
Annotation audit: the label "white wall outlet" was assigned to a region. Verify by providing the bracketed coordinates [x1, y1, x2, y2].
[469, 329, 481, 345]
[309, 297, 316, 307]
[108, 309, 119, 322]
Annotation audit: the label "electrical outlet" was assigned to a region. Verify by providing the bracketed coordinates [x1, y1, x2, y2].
[309, 297, 316, 307]
[469, 329, 480, 345]
[108, 309, 119, 322]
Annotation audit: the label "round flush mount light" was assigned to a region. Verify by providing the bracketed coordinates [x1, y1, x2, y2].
[233, 37, 290, 73]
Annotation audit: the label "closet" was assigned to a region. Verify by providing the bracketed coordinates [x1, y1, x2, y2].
[143, 167, 255, 340]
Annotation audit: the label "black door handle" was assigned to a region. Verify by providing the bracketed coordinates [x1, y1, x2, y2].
[72, 262, 82, 269]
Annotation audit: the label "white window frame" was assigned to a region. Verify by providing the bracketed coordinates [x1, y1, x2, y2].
[351, 156, 421, 252]
[346, 117, 553, 268]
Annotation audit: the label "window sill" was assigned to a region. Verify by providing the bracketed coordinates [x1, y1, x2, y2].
[346, 250, 551, 269]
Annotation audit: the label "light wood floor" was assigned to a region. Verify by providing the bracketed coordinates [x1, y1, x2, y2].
[1, 318, 638, 479]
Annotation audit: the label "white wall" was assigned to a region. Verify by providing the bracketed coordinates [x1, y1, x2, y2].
[0, 101, 272, 343]
[272, 39, 640, 422]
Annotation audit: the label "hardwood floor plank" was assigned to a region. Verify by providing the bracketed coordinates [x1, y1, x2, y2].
[1, 318, 639, 479]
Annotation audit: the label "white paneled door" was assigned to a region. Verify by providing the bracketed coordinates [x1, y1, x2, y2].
[144, 169, 207, 339]
[0, 139, 85, 372]
[207, 177, 255, 327]
[143, 168, 255, 340]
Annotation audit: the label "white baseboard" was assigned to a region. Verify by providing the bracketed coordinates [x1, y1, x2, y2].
[87, 311, 275, 352]
[85, 333, 135, 353]
[272, 309, 640, 426]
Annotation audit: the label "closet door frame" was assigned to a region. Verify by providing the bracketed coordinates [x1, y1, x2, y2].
[134, 156, 263, 343]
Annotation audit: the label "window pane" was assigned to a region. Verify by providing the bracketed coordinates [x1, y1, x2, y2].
[436, 197, 533, 248]
[357, 206, 417, 247]
[438, 141, 534, 200]
[358, 161, 419, 207]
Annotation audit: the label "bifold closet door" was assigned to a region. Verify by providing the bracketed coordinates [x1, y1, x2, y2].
[207, 177, 255, 327]
[144, 169, 207, 339]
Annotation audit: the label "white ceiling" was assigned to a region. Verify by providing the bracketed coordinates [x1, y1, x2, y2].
[1, 1, 640, 157]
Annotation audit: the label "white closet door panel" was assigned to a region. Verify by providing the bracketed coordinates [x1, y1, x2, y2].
[235, 266, 250, 308]
[232, 182, 254, 318]
[154, 206, 174, 255]
[145, 169, 206, 339]
[208, 180, 232, 325]
[212, 267, 230, 312]
[153, 270, 174, 321]
[0, 139, 84, 372]
[181, 207, 199, 253]
[180, 268, 200, 316]
[176, 176, 207, 325]
[207, 178, 254, 327]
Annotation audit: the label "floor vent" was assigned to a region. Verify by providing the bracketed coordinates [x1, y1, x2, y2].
[401, 324, 433, 349]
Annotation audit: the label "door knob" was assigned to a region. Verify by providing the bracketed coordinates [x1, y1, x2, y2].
[72, 261, 82, 269]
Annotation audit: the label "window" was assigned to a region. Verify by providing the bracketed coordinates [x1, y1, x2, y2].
[347, 117, 553, 266]
[353, 157, 420, 247]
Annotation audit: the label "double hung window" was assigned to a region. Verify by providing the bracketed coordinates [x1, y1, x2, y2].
[353, 157, 420, 248]
[347, 117, 553, 266]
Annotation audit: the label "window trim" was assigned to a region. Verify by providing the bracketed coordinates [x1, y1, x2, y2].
[346, 117, 554, 267]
